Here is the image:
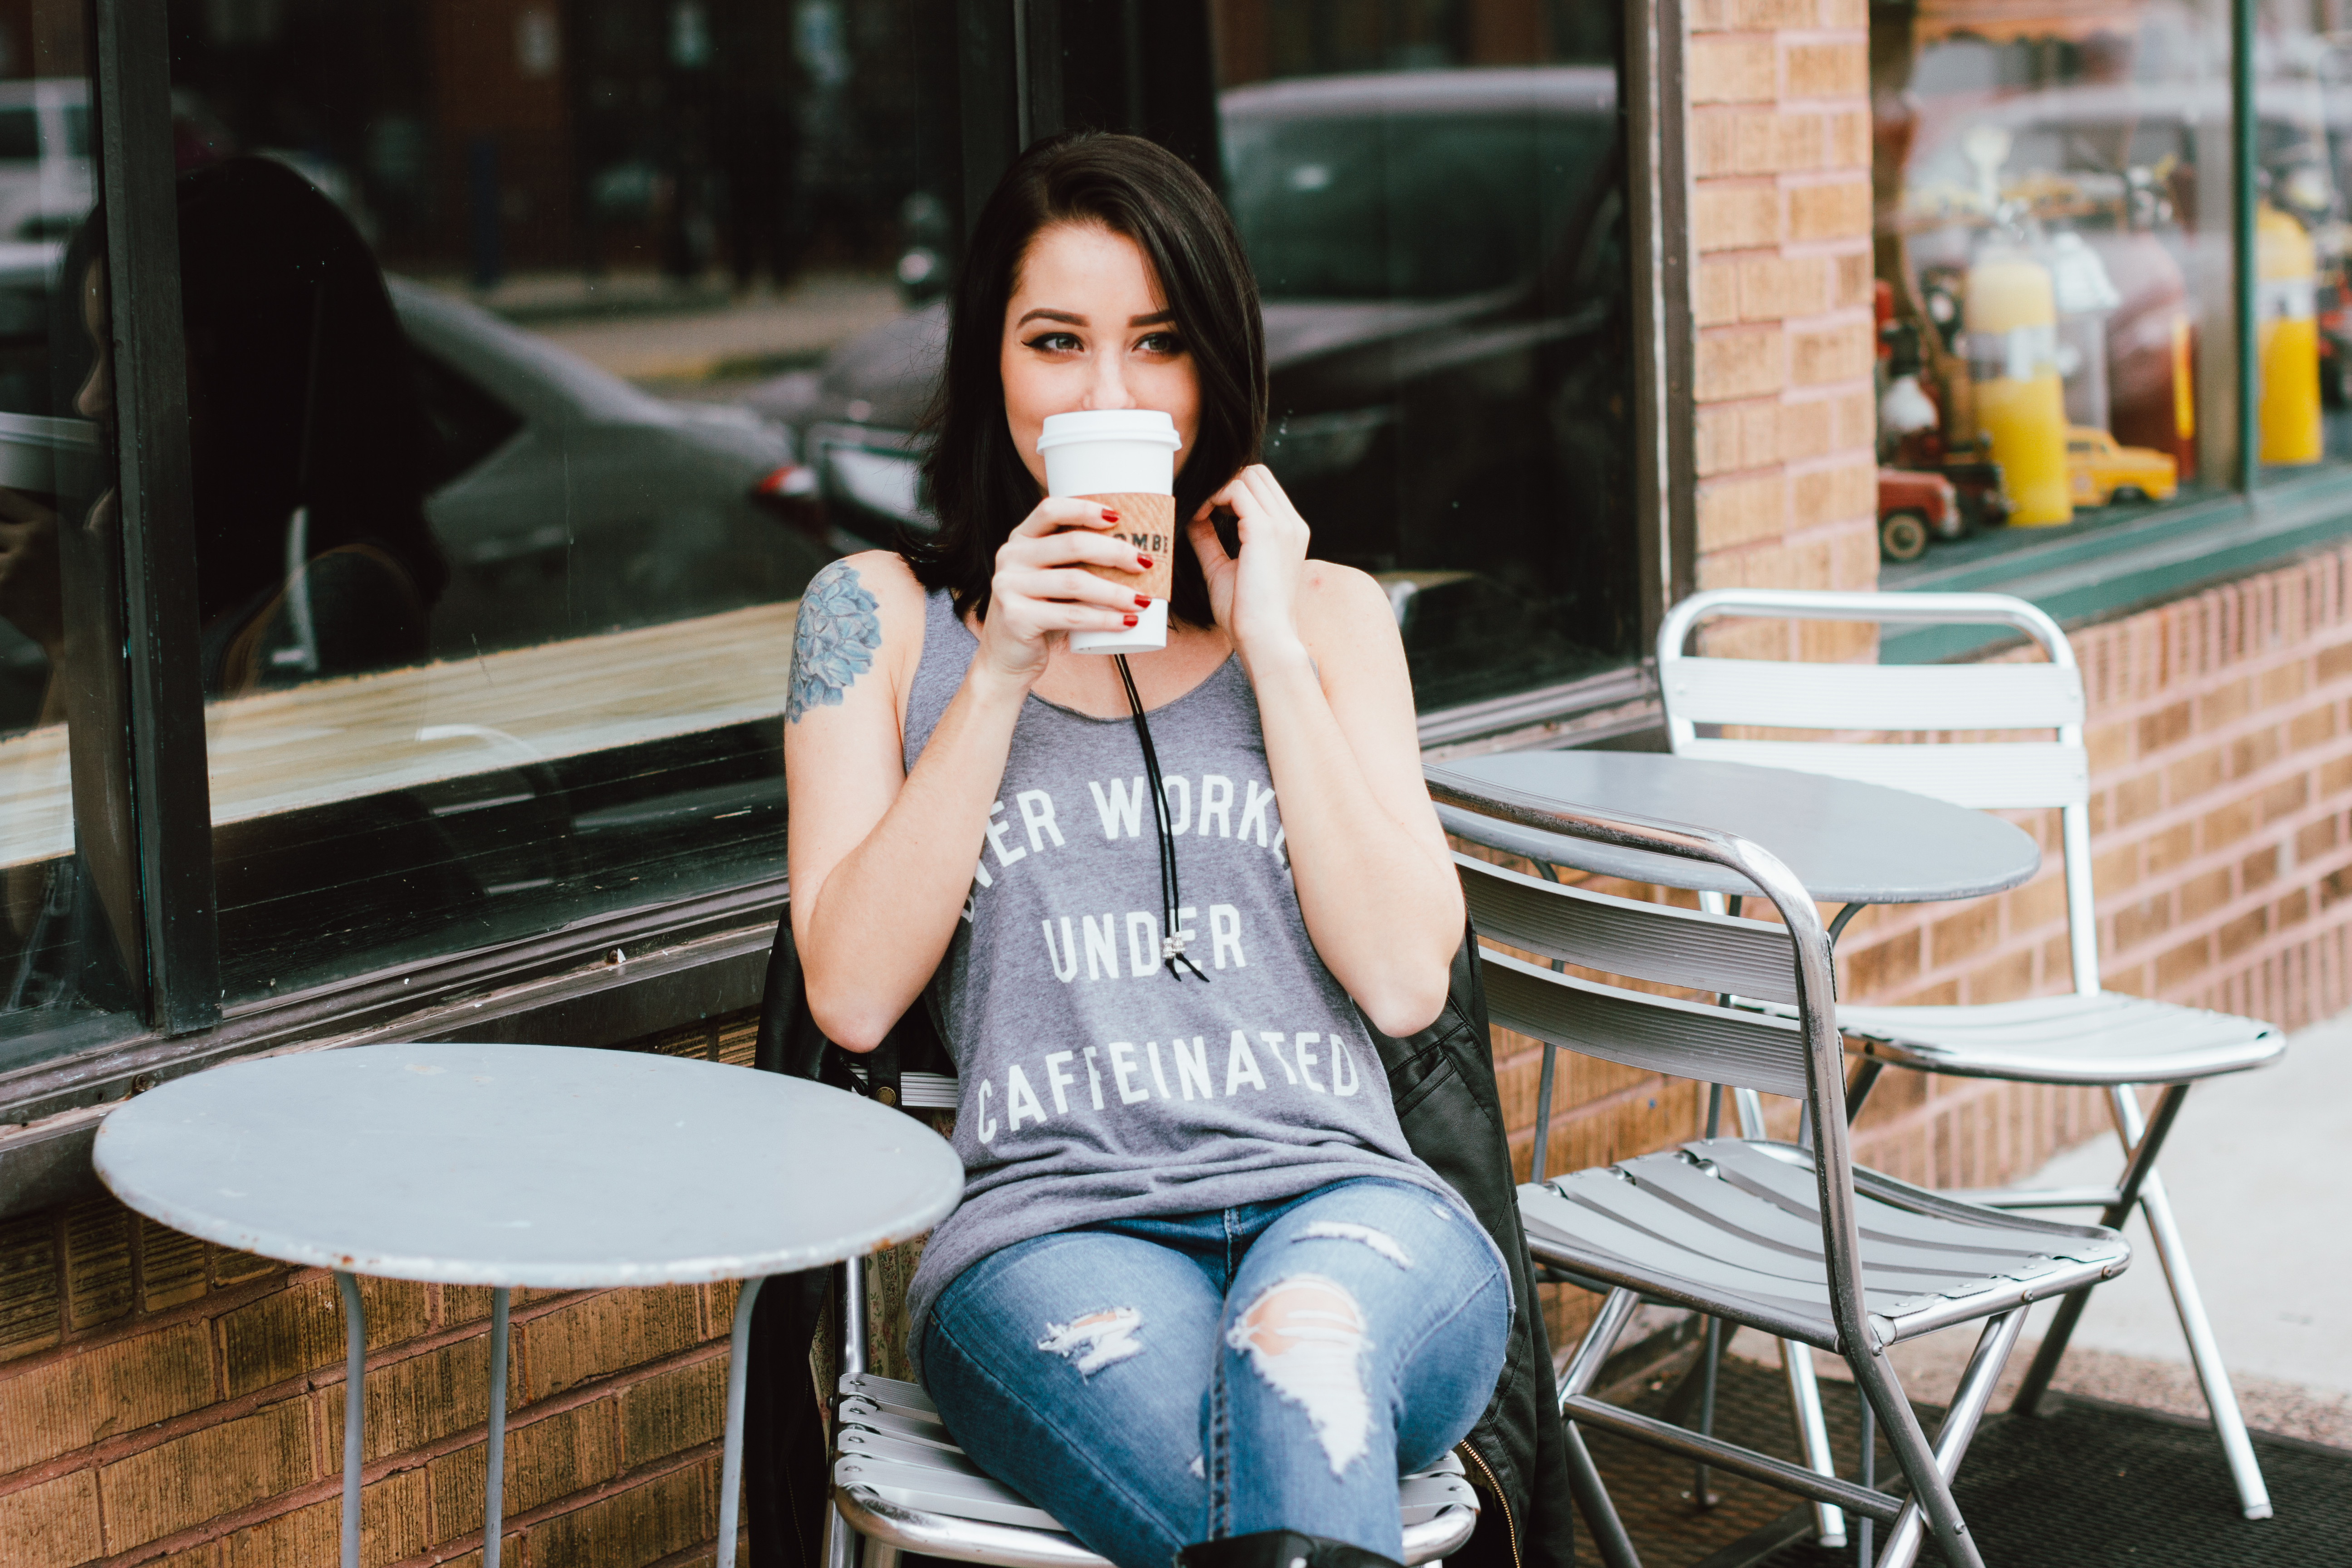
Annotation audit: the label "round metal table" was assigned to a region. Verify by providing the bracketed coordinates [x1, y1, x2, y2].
[92, 1043, 963, 1568]
[1430, 750, 2041, 909]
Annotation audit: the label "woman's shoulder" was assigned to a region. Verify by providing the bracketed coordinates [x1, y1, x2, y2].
[787, 551, 933, 724]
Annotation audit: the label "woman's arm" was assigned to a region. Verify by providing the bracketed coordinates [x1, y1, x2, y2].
[1188, 468, 1462, 1036]
[786, 508, 1153, 1049]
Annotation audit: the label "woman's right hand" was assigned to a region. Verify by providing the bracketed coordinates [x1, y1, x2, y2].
[972, 497, 1155, 691]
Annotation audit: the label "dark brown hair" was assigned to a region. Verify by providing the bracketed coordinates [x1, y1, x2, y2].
[905, 131, 1266, 626]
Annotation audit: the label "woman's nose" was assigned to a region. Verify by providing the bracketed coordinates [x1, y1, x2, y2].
[1078, 346, 1138, 412]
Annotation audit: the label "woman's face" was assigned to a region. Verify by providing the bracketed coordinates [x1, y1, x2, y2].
[999, 221, 1201, 494]
[74, 260, 109, 421]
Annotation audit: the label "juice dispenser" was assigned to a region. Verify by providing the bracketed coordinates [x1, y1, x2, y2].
[2257, 203, 2323, 466]
[1965, 243, 2073, 525]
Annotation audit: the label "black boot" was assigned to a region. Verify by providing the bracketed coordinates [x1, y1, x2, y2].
[1176, 1530, 1404, 1568]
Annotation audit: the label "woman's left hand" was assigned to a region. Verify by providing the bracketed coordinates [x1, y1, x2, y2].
[1188, 464, 1311, 665]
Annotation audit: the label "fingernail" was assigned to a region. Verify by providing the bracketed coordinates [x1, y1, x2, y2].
[1135, 594, 1151, 607]
[1102, 509, 1120, 523]
[1137, 554, 1154, 568]
[1123, 613, 1139, 627]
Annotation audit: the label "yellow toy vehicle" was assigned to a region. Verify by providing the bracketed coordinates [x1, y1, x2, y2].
[2067, 426, 2178, 506]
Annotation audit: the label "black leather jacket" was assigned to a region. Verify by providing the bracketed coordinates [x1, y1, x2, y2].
[742, 921, 1575, 1568]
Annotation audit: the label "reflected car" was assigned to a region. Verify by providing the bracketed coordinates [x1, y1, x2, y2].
[748, 67, 1637, 711]
[387, 279, 830, 657]
[0, 273, 829, 733]
[2064, 425, 2177, 507]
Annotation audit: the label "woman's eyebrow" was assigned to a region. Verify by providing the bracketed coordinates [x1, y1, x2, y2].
[1017, 308, 1085, 327]
[1129, 310, 1175, 326]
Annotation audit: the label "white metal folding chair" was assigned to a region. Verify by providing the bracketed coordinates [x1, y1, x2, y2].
[818, 1071, 1482, 1568]
[1431, 768, 2129, 1568]
[1656, 587, 2287, 1522]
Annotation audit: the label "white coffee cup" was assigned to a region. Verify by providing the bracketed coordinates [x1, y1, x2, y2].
[1036, 409, 1183, 654]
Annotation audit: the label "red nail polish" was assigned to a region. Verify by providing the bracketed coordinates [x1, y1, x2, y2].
[1137, 554, 1154, 569]
[1123, 613, 1139, 627]
[1135, 594, 1151, 607]
[1102, 509, 1120, 523]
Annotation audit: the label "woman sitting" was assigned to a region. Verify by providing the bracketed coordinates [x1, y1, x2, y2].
[784, 131, 1507, 1568]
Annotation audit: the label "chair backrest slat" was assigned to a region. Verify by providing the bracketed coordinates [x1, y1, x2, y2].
[1480, 949, 1810, 1100]
[1676, 737, 2087, 810]
[1656, 586, 2102, 998]
[1457, 853, 1799, 1004]
[1663, 657, 2084, 733]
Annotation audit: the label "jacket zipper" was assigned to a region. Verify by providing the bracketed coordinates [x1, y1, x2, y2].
[1454, 1439, 1521, 1568]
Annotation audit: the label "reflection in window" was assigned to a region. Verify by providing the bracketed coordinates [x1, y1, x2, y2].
[141, 0, 941, 1002]
[1213, 4, 1637, 712]
[2257, 2, 2352, 468]
[0, 7, 140, 1063]
[1872, 0, 2238, 563]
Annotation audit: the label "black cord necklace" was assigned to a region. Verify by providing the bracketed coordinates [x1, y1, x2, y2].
[1114, 653, 1209, 982]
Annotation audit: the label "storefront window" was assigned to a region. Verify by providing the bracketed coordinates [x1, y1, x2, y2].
[0, 6, 144, 1066]
[1213, 0, 1638, 711]
[154, 0, 946, 1003]
[1871, 0, 2241, 564]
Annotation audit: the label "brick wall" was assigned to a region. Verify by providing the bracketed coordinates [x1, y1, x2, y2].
[0, 1016, 762, 1568]
[1687, 0, 1881, 660]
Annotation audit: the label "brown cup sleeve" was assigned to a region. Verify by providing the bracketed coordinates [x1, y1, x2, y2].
[1072, 492, 1176, 600]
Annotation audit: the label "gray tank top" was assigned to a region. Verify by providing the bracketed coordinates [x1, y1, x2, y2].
[897, 587, 1476, 1360]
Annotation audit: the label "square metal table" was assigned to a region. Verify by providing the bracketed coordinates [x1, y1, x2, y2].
[93, 1042, 963, 1568]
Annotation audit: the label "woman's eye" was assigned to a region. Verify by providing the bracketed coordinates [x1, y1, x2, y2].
[1138, 333, 1186, 355]
[1024, 332, 1083, 353]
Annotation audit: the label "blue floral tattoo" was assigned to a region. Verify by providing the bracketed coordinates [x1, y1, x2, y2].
[788, 561, 881, 723]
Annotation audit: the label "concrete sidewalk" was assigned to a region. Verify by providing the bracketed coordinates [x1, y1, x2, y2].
[1735, 1008, 2352, 1448]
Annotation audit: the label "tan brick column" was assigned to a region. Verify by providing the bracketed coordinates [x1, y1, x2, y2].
[1686, 0, 1879, 659]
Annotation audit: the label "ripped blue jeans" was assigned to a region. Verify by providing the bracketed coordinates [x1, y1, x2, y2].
[922, 1179, 1511, 1568]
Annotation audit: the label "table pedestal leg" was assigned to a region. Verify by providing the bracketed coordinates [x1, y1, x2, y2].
[484, 1287, 511, 1568]
[335, 1273, 366, 1568]
[715, 1277, 767, 1568]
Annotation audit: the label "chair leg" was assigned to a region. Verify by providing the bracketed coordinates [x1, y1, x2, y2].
[1778, 1339, 1847, 1548]
[1725, 1089, 1845, 1547]
[1564, 1419, 1643, 1568]
[2134, 1171, 2273, 1519]
[2012, 1082, 2185, 1418]
[1691, 1317, 1722, 1510]
[1558, 1290, 1643, 1568]
[1859, 1311, 2024, 1568]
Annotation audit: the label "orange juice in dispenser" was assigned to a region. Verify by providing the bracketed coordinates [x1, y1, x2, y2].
[1965, 243, 2073, 525]
[2257, 203, 2323, 466]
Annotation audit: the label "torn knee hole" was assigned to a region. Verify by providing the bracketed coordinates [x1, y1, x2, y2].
[1037, 1306, 1144, 1376]
[1225, 1275, 1373, 1475]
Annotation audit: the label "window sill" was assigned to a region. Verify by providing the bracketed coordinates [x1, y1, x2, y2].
[1881, 466, 2352, 664]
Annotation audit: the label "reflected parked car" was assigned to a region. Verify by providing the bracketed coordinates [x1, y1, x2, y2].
[748, 67, 1638, 711]
[0, 270, 829, 732]
[386, 279, 829, 657]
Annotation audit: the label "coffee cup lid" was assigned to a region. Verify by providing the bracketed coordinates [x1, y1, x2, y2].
[1036, 409, 1184, 453]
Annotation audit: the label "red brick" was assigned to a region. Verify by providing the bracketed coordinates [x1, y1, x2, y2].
[2154, 935, 2213, 990]
[2114, 896, 2171, 951]
[2200, 798, 2258, 852]
[0, 1469, 101, 1568]
[2317, 639, 2352, 683]
[2218, 908, 2269, 960]
[2140, 701, 2192, 755]
[2295, 814, 2341, 863]
[2241, 844, 2281, 890]
[98, 1397, 314, 1551]
[2288, 702, 2339, 750]
[0, 1320, 215, 1473]
[2261, 774, 2309, 823]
